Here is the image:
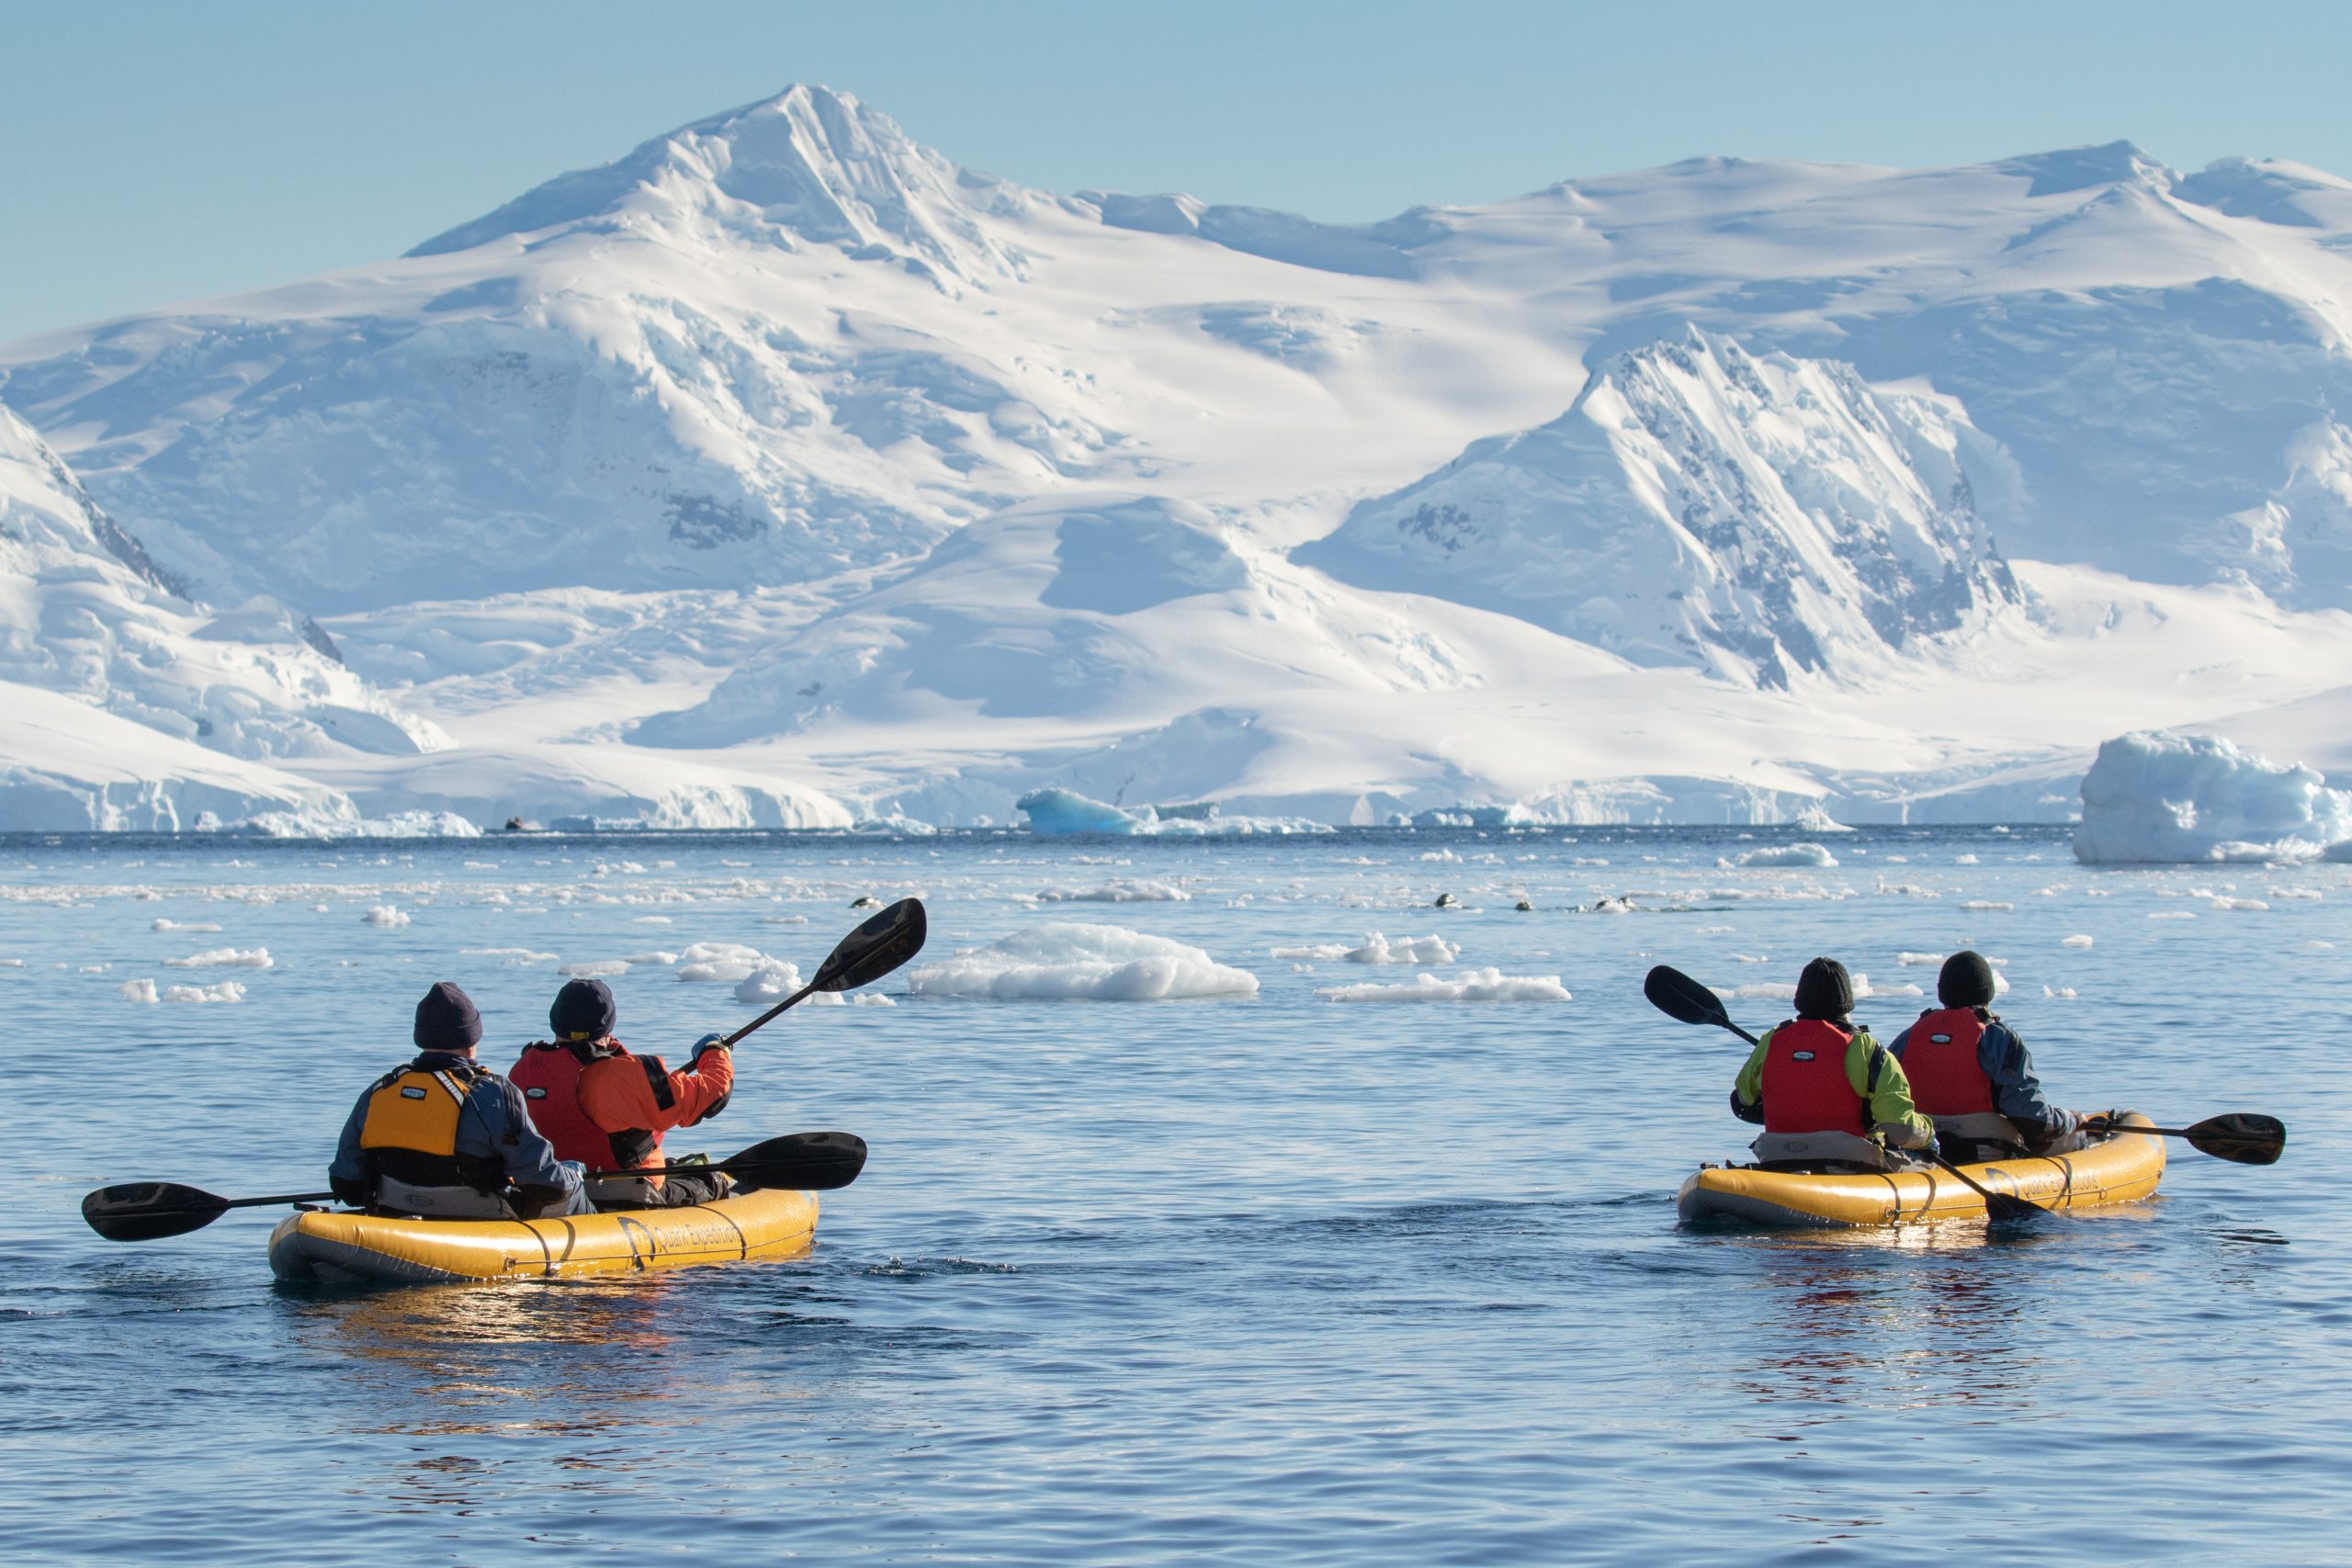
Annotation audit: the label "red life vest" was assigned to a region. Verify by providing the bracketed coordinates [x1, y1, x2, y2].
[510, 1040, 665, 1171]
[1903, 1007, 1996, 1117]
[1760, 1019, 1867, 1135]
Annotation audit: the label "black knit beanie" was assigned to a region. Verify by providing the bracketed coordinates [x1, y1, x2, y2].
[1939, 950, 1997, 1009]
[550, 976, 618, 1041]
[1793, 957, 1854, 1021]
[413, 980, 483, 1053]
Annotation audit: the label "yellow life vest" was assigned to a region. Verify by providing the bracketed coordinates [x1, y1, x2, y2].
[359, 1067, 473, 1157]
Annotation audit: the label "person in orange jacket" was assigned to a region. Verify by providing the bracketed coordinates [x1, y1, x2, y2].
[509, 977, 736, 1209]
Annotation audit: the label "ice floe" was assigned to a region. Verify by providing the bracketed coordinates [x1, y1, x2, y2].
[907, 923, 1259, 1000]
[163, 946, 272, 968]
[558, 959, 630, 978]
[158, 979, 244, 1003]
[1269, 932, 1463, 964]
[1731, 843, 1839, 869]
[1316, 967, 1569, 1002]
[1035, 880, 1191, 903]
[152, 919, 222, 932]
[362, 905, 410, 927]
[2062, 934, 2094, 948]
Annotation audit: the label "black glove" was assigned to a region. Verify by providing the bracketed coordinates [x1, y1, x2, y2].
[330, 1174, 369, 1209]
[512, 1183, 569, 1220]
[1730, 1089, 1764, 1125]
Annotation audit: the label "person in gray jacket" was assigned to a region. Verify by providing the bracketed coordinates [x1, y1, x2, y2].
[329, 981, 592, 1220]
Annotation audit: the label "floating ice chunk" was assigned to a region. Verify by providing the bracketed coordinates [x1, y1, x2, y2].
[2075, 730, 2352, 863]
[1955, 853, 1981, 865]
[1696, 925, 1734, 935]
[1017, 788, 1144, 834]
[152, 919, 223, 933]
[758, 915, 810, 925]
[1959, 900, 2014, 911]
[1861, 978, 1925, 998]
[2043, 985, 2079, 999]
[1349, 933, 1462, 964]
[908, 923, 1258, 1000]
[1734, 843, 1839, 868]
[851, 992, 897, 1007]
[2062, 934, 2094, 948]
[2149, 911, 2198, 920]
[164, 947, 273, 969]
[1035, 880, 1191, 903]
[634, 916, 675, 925]
[2305, 940, 2336, 950]
[119, 978, 158, 1003]
[362, 905, 410, 928]
[1717, 982, 1795, 1001]
[461, 947, 559, 964]
[623, 951, 679, 965]
[1896, 952, 1943, 966]
[164, 980, 245, 1004]
[1793, 804, 1854, 833]
[1317, 967, 1569, 1002]
[1276, 932, 1464, 965]
[734, 957, 803, 1003]
[0, 958, 22, 968]
[559, 959, 630, 978]
[2211, 897, 2269, 911]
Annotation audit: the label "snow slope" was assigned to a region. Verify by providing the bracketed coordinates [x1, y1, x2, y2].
[0, 405, 453, 827]
[1300, 329, 2020, 689]
[9, 87, 2352, 826]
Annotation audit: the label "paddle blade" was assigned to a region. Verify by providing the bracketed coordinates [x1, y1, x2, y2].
[2185, 1113, 2287, 1166]
[82, 1181, 229, 1243]
[1645, 964, 1731, 1029]
[812, 898, 926, 992]
[716, 1131, 868, 1192]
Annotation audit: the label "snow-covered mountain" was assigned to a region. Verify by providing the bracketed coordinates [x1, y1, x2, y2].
[9, 86, 2352, 827]
[0, 405, 458, 827]
[1301, 329, 2021, 689]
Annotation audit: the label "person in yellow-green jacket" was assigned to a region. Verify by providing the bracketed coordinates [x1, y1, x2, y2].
[1730, 957, 1937, 1172]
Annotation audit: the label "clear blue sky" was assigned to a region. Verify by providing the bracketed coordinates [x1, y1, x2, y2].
[3, 0, 2346, 343]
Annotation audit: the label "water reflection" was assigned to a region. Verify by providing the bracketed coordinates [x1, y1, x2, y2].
[1721, 1227, 2082, 1429]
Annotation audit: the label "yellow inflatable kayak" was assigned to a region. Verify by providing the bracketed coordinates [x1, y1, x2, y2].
[1678, 1112, 2165, 1227]
[267, 1187, 820, 1284]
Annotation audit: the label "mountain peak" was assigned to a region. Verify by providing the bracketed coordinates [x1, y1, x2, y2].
[1994, 140, 2174, 197]
[407, 84, 1028, 283]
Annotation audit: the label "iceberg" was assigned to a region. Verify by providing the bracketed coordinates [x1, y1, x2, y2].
[2073, 730, 2352, 863]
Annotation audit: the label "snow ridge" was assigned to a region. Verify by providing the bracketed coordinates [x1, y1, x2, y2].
[1303, 329, 2020, 688]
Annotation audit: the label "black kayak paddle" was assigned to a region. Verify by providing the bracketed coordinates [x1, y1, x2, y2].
[2082, 1113, 2285, 1167]
[82, 1131, 868, 1243]
[1644, 963, 2053, 1222]
[722, 897, 926, 1048]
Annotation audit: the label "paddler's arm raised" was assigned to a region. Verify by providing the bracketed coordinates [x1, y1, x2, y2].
[1847, 1032, 1934, 1147]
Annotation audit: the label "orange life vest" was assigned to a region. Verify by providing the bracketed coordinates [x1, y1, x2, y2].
[1903, 1007, 1997, 1117]
[1760, 1019, 1868, 1136]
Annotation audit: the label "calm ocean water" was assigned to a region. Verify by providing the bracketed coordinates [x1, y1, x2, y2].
[1, 826, 2344, 1564]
